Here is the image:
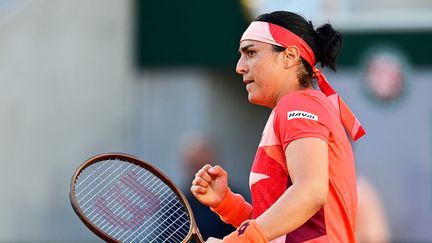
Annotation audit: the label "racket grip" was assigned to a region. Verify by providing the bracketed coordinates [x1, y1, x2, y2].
[192, 229, 205, 243]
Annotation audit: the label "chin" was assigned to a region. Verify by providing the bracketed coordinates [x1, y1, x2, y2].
[248, 94, 271, 108]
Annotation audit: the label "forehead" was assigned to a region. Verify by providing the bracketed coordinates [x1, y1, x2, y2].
[239, 40, 271, 50]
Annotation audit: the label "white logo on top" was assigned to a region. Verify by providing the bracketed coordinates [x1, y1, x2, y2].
[287, 110, 318, 121]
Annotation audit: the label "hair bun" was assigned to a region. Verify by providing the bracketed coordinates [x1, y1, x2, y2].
[315, 24, 343, 71]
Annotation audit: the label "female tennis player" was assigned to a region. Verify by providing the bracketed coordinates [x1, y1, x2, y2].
[191, 11, 365, 243]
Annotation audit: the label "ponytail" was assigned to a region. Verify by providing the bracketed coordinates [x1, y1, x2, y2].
[315, 23, 343, 71]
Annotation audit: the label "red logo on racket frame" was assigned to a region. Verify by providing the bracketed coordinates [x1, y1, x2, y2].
[93, 170, 161, 230]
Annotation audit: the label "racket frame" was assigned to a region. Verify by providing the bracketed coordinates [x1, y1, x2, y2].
[69, 153, 204, 243]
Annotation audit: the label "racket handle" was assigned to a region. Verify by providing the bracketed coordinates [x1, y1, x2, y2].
[192, 238, 204, 243]
[192, 232, 205, 243]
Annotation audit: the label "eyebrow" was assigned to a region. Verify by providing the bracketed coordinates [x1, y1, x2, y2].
[238, 44, 254, 53]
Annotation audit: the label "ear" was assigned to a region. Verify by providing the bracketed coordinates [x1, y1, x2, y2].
[283, 46, 301, 69]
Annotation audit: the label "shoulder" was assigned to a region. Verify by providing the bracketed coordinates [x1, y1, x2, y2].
[274, 90, 332, 123]
[272, 90, 333, 148]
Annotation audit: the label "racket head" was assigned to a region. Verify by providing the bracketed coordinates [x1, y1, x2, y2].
[69, 153, 203, 243]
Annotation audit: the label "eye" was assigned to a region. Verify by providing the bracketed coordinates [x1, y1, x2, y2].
[247, 50, 256, 57]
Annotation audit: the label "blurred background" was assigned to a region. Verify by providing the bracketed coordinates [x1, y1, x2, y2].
[0, 0, 430, 242]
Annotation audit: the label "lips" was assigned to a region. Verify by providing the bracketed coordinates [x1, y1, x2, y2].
[243, 79, 254, 84]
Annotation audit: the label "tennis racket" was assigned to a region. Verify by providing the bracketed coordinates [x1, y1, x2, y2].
[69, 153, 205, 243]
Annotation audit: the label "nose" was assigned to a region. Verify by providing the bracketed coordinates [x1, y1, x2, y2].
[236, 56, 247, 75]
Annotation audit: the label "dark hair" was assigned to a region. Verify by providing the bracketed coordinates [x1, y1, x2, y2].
[255, 11, 343, 87]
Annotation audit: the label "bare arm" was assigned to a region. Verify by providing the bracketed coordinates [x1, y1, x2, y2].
[255, 137, 329, 240]
[357, 176, 391, 243]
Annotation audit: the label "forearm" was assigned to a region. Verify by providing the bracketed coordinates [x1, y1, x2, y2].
[255, 182, 327, 240]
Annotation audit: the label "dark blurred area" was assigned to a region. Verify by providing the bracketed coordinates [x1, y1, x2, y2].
[177, 131, 238, 240]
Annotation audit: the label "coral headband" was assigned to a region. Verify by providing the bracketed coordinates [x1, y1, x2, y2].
[240, 21, 366, 141]
[241, 21, 316, 67]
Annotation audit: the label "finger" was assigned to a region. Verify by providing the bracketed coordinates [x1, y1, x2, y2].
[192, 176, 210, 188]
[205, 237, 221, 243]
[190, 185, 207, 195]
[196, 165, 213, 183]
[208, 165, 227, 177]
[202, 164, 212, 171]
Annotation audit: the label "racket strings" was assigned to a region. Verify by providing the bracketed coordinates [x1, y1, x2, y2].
[107, 169, 190, 242]
[124, 196, 189, 242]
[146, 215, 189, 243]
[89, 167, 167, 227]
[85, 167, 188, 242]
[86, 166, 158, 221]
[91, 179, 155, 227]
[74, 159, 191, 242]
[101, 174, 188, 241]
[76, 160, 118, 192]
[115, 183, 188, 241]
[78, 162, 134, 208]
[76, 161, 189, 242]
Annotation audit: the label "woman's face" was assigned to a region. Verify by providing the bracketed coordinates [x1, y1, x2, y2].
[236, 40, 286, 108]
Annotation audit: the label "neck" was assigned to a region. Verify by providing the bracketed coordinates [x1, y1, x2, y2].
[272, 83, 312, 108]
